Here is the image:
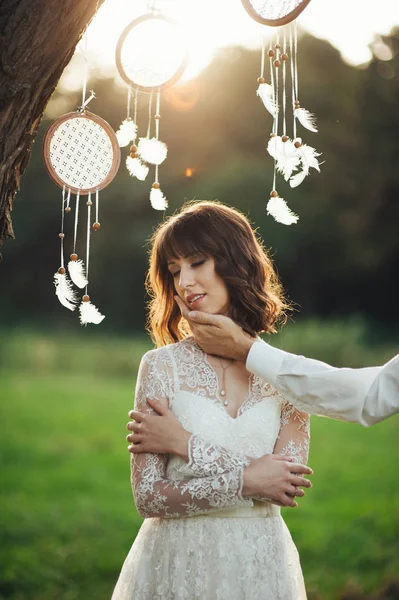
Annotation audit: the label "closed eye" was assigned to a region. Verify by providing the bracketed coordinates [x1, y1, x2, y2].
[170, 259, 206, 278]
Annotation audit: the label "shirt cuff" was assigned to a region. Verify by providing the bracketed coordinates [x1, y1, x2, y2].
[246, 339, 287, 387]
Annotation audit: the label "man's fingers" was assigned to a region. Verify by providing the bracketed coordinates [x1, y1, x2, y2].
[273, 454, 293, 462]
[128, 444, 146, 454]
[146, 398, 167, 415]
[282, 494, 298, 508]
[127, 421, 141, 433]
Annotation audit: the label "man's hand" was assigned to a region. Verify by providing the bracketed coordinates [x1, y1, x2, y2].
[127, 399, 191, 459]
[174, 295, 255, 361]
[242, 454, 313, 508]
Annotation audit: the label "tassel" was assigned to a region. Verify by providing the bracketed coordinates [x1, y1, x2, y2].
[116, 118, 137, 147]
[294, 107, 318, 133]
[137, 137, 168, 165]
[257, 83, 277, 117]
[126, 155, 149, 181]
[267, 196, 298, 225]
[79, 295, 105, 325]
[150, 185, 168, 210]
[68, 258, 88, 289]
[54, 270, 78, 311]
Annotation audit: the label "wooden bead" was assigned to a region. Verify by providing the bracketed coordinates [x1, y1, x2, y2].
[65, 207, 71, 213]
[130, 151, 137, 159]
[154, 114, 161, 120]
[294, 141, 302, 148]
[257, 76, 265, 84]
[268, 49, 275, 58]
[58, 267, 66, 275]
[130, 145, 137, 153]
[58, 233, 65, 238]
[282, 135, 289, 142]
[70, 253, 78, 261]
[152, 182, 160, 189]
[275, 44, 281, 50]
[295, 100, 300, 107]
[92, 222, 101, 231]
[270, 190, 278, 198]
[281, 53, 288, 61]
[86, 200, 93, 206]
[82, 295, 90, 302]
[274, 60, 281, 68]
[270, 133, 276, 138]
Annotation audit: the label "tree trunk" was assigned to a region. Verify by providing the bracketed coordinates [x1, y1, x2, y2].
[0, 0, 104, 248]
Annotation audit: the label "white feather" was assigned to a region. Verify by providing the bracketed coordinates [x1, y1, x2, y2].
[298, 143, 321, 173]
[54, 272, 78, 311]
[294, 107, 318, 133]
[289, 170, 308, 188]
[256, 83, 277, 117]
[116, 118, 137, 147]
[276, 139, 301, 180]
[137, 137, 168, 165]
[79, 300, 105, 325]
[126, 156, 149, 181]
[266, 196, 299, 225]
[267, 136, 284, 160]
[150, 187, 168, 211]
[68, 259, 88, 289]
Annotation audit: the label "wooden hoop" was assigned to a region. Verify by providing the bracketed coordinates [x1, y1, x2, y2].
[43, 110, 121, 195]
[241, 0, 312, 26]
[115, 14, 187, 92]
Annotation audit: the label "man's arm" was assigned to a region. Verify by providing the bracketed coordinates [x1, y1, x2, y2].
[247, 340, 399, 426]
[174, 297, 399, 427]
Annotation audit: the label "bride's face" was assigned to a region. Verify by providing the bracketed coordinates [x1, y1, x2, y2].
[167, 253, 230, 315]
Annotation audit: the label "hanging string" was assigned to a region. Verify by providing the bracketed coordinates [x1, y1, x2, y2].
[73, 191, 80, 254]
[289, 24, 297, 140]
[294, 21, 299, 103]
[154, 89, 161, 184]
[66, 188, 71, 211]
[282, 29, 287, 138]
[85, 192, 92, 295]
[274, 30, 280, 138]
[60, 185, 66, 268]
[95, 189, 99, 224]
[146, 91, 154, 138]
[133, 89, 138, 123]
[81, 32, 88, 106]
[269, 36, 276, 135]
[260, 37, 266, 79]
[127, 86, 132, 119]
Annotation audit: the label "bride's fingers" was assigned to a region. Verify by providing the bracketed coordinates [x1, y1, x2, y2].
[291, 475, 312, 488]
[126, 433, 143, 443]
[128, 444, 145, 453]
[127, 421, 142, 433]
[128, 410, 145, 422]
[289, 463, 313, 475]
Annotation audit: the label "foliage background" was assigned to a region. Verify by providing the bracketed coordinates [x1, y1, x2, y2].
[1, 28, 399, 600]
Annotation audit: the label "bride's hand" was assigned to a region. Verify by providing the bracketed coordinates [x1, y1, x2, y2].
[242, 454, 313, 508]
[127, 399, 191, 457]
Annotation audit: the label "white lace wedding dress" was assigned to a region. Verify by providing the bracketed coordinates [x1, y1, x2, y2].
[112, 337, 310, 600]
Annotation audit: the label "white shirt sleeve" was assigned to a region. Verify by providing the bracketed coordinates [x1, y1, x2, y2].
[246, 340, 399, 427]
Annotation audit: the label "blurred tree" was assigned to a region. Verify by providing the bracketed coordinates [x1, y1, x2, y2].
[0, 0, 103, 247]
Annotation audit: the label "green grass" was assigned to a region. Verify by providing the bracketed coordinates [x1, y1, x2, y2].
[1, 325, 398, 599]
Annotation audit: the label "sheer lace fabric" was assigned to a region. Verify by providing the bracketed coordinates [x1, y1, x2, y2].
[112, 337, 310, 599]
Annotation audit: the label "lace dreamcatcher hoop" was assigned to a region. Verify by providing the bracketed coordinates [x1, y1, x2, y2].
[241, 0, 312, 27]
[242, 0, 321, 225]
[43, 107, 121, 324]
[115, 12, 187, 210]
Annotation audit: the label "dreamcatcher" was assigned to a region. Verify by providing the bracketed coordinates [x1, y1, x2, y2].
[43, 102, 121, 324]
[115, 11, 187, 210]
[242, 0, 321, 225]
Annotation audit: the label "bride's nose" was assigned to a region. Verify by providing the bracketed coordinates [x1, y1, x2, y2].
[179, 266, 195, 289]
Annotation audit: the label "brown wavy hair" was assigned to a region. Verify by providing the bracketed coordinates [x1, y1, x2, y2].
[146, 200, 290, 347]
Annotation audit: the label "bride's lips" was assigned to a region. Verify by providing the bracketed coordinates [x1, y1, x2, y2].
[186, 293, 206, 308]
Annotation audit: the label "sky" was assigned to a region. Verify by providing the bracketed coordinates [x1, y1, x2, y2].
[59, 0, 399, 93]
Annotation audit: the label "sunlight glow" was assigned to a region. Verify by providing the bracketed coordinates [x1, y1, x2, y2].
[59, 0, 399, 95]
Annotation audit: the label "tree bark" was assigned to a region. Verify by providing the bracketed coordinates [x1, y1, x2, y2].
[0, 0, 104, 247]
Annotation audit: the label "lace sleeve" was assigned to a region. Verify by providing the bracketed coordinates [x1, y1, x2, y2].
[274, 399, 310, 464]
[131, 350, 253, 518]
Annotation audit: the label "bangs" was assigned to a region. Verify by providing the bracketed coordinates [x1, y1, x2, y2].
[158, 215, 215, 265]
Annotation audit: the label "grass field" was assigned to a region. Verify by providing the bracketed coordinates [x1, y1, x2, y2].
[1, 324, 398, 599]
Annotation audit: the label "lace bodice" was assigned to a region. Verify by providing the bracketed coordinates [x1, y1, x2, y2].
[131, 337, 310, 519]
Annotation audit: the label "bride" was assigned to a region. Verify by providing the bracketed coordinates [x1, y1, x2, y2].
[111, 201, 312, 600]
